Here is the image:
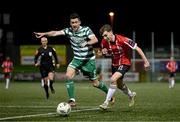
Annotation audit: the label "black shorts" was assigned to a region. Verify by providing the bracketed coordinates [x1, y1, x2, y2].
[4, 72, 12, 79]
[112, 64, 131, 79]
[40, 64, 55, 78]
[169, 72, 176, 78]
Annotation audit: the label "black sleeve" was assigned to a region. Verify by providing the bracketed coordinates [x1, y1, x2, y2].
[34, 49, 40, 64]
[52, 48, 59, 64]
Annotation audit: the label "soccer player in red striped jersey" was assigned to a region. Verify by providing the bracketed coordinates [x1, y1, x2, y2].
[166, 56, 178, 88]
[99, 24, 150, 109]
[1, 56, 13, 89]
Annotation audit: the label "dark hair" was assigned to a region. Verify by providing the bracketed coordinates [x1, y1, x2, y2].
[99, 24, 112, 36]
[70, 13, 81, 21]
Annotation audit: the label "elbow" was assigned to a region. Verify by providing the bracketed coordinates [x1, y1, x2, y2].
[136, 46, 143, 53]
[135, 46, 140, 50]
[94, 37, 98, 43]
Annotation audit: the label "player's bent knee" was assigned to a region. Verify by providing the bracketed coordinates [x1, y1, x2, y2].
[92, 83, 98, 87]
[110, 78, 117, 85]
[65, 74, 73, 80]
[92, 80, 99, 87]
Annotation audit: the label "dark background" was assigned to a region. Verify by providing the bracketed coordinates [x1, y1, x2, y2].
[0, 0, 180, 48]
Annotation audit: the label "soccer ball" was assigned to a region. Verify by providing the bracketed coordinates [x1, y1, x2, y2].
[56, 102, 71, 116]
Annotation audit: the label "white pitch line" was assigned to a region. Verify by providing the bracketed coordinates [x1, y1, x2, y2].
[0, 106, 55, 108]
[0, 107, 100, 121]
[71, 107, 100, 113]
[0, 113, 55, 121]
[0, 105, 97, 109]
[0, 105, 96, 109]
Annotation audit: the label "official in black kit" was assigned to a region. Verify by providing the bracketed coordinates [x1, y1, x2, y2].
[34, 37, 60, 99]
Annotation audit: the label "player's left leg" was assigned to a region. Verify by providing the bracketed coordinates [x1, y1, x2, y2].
[48, 72, 55, 93]
[115, 64, 136, 107]
[82, 59, 108, 94]
[117, 79, 136, 107]
[172, 78, 175, 88]
[82, 59, 116, 107]
[171, 73, 176, 88]
[4, 73, 10, 89]
[170, 77, 175, 88]
[5, 78, 10, 89]
[99, 72, 122, 110]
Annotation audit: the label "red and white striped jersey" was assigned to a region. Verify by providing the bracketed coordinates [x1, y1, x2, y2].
[1, 60, 13, 73]
[166, 60, 178, 72]
[101, 34, 137, 66]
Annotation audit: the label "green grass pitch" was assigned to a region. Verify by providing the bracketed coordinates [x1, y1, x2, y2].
[0, 81, 180, 121]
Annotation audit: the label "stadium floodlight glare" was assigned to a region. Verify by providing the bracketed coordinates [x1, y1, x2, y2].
[109, 12, 114, 28]
[109, 12, 114, 17]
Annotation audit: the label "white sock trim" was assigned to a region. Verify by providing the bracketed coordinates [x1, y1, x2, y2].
[105, 84, 117, 103]
[70, 98, 75, 102]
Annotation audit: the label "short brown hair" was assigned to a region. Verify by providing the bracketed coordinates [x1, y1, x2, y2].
[70, 13, 81, 21]
[99, 24, 112, 36]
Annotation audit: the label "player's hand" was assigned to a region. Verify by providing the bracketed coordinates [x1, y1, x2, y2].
[56, 64, 60, 69]
[96, 49, 103, 57]
[35, 63, 40, 67]
[102, 48, 108, 54]
[80, 41, 88, 47]
[144, 61, 150, 71]
[34, 32, 45, 38]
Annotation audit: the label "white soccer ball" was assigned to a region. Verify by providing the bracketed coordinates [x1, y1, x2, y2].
[56, 102, 71, 116]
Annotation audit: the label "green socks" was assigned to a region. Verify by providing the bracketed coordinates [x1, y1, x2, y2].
[66, 80, 75, 99]
[97, 81, 108, 94]
[66, 80, 108, 100]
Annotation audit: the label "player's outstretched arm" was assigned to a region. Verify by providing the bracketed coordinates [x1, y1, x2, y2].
[34, 32, 45, 38]
[135, 46, 150, 71]
[34, 30, 64, 38]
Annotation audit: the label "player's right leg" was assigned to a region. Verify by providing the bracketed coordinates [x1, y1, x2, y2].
[110, 96, 115, 105]
[43, 78, 49, 99]
[99, 102, 109, 110]
[66, 66, 76, 107]
[99, 73, 119, 110]
[99, 84, 117, 110]
[40, 67, 50, 99]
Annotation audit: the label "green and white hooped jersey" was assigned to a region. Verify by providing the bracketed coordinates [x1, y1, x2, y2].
[63, 26, 95, 60]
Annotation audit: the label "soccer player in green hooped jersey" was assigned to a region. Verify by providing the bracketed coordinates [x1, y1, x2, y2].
[34, 13, 114, 107]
